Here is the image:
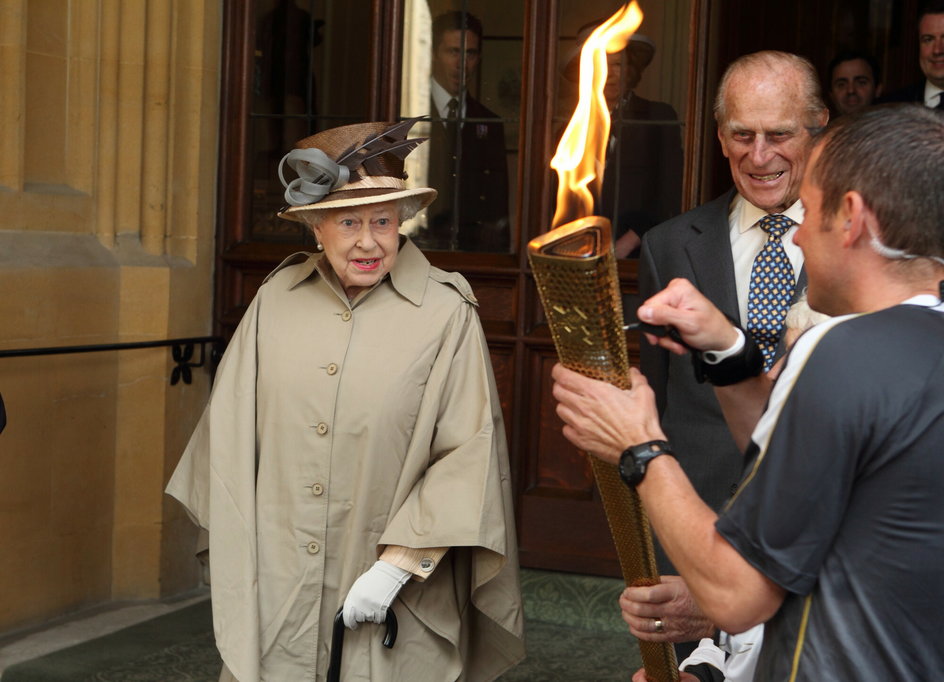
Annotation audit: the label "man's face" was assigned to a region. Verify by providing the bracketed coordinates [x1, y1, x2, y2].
[793, 145, 848, 316]
[432, 29, 481, 96]
[830, 59, 880, 115]
[718, 69, 823, 214]
[919, 13, 944, 89]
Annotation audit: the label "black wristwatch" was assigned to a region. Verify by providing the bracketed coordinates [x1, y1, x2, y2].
[618, 440, 675, 488]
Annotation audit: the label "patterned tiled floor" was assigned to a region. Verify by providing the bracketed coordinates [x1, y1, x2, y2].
[2, 569, 644, 681]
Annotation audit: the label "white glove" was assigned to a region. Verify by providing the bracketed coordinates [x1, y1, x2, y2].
[342, 560, 411, 630]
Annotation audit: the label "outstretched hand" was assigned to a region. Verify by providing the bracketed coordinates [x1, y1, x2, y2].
[638, 278, 739, 355]
[551, 364, 665, 465]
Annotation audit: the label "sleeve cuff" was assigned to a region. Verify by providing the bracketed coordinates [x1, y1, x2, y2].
[379, 545, 449, 582]
[702, 327, 745, 364]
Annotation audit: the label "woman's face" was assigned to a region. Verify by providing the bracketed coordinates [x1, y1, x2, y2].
[311, 201, 400, 299]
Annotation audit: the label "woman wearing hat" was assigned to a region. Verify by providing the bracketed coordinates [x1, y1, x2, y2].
[167, 120, 524, 681]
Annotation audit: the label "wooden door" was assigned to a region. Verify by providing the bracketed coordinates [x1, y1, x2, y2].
[214, 0, 700, 578]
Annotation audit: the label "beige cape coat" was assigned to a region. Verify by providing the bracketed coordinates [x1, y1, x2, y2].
[166, 240, 524, 681]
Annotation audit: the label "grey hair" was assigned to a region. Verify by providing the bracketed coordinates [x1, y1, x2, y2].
[302, 195, 426, 230]
[714, 51, 827, 130]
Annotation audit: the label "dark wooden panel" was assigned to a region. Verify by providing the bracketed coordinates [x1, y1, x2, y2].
[488, 344, 515, 446]
[516, 344, 622, 577]
[467, 275, 518, 325]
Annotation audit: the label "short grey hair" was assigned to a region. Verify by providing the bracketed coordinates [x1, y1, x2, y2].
[302, 195, 426, 230]
[714, 51, 826, 130]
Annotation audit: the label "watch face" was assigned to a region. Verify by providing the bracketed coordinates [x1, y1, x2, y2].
[619, 441, 672, 488]
[619, 449, 643, 487]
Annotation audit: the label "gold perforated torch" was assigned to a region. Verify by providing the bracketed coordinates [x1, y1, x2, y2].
[528, 4, 678, 680]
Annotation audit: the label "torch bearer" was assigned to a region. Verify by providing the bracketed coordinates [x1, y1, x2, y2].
[529, 4, 678, 681]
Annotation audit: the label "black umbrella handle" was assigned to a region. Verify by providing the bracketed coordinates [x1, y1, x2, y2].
[326, 606, 399, 682]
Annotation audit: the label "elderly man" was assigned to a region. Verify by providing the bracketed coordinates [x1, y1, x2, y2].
[826, 50, 882, 116]
[554, 104, 944, 680]
[638, 51, 828, 554]
[883, 0, 944, 108]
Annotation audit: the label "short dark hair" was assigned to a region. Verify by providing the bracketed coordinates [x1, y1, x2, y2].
[826, 50, 881, 86]
[812, 105, 944, 260]
[920, 0, 944, 21]
[432, 11, 483, 49]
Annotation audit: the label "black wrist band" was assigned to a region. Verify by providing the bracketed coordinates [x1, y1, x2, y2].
[690, 322, 764, 386]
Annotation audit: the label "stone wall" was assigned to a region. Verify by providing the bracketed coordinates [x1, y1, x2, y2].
[0, 0, 221, 633]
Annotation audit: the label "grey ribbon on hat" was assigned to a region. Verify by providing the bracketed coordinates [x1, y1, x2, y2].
[278, 148, 351, 206]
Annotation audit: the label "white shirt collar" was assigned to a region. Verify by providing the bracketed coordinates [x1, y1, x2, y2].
[430, 78, 462, 118]
[731, 195, 805, 234]
[924, 81, 944, 108]
[903, 293, 944, 311]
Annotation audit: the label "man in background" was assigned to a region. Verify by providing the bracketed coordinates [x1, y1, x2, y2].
[563, 21, 683, 257]
[882, 0, 944, 108]
[415, 11, 510, 253]
[826, 50, 882, 116]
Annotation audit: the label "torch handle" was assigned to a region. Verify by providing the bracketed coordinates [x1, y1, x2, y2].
[529, 216, 678, 682]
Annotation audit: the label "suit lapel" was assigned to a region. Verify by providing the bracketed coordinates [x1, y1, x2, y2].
[684, 189, 741, 323]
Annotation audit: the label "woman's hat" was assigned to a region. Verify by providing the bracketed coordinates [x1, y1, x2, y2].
[277, 118, 438, 222]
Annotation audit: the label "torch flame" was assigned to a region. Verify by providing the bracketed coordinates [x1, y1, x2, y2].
[550, 2, 643, 229]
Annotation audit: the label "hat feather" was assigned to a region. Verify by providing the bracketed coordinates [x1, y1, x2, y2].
[337, 116, 428, 180]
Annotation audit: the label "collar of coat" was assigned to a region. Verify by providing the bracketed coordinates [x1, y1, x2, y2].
[270, 237, 477, 307]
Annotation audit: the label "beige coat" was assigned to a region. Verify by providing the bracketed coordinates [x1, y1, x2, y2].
[166, 240, 524, 681]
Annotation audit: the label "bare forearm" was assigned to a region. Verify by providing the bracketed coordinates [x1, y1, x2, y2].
[638, 456, 785, 633]
[714, 374, 774, 452]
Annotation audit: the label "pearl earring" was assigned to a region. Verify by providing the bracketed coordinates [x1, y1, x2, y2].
[316, 242, 324, 252]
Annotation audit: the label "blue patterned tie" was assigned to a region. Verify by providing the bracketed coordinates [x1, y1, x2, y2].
[746, 214, 796, 370]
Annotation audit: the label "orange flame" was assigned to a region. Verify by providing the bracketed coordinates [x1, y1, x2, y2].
[550, 2, 643, 229]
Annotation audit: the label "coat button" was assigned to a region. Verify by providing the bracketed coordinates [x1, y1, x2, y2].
[311, 483, 324, 496]
[326, 363, 338, 375]
[419, 558, 435, 572]
[341, 311, 352, 322]
[316, 422, 328, 435]
[307, 541, 320, 555]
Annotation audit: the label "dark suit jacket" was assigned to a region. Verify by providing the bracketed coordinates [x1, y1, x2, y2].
[879, 82, 926, 104]
[416, 95, 510, 252]
[601, 94, 683, 241]
[638, 190, 807, 538]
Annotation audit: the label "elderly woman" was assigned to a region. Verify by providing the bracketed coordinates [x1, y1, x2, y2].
[166, 121, 524, 681]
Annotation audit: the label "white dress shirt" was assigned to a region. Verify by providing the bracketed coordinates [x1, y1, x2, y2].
[728, 194, 805, 325]
[923, 81, 944, 108]
[430, 78, 464, 119]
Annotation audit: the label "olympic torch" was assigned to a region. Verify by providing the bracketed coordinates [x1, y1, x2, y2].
[529, 4, 678, 680]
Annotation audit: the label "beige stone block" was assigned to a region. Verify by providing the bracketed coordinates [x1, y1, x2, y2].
[25, 51, 67, 187]
[114, 357, 166, 527]
[118, 265, 170, 338]
[112, 522, 162, 599]
[26, 0, 67, 58]
[0, 354, 116, 630]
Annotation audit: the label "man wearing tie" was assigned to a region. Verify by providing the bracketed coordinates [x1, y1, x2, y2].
[416, 11, 510, 253]
[882, 0, 944, 109]
[639, 50, 829, 557]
